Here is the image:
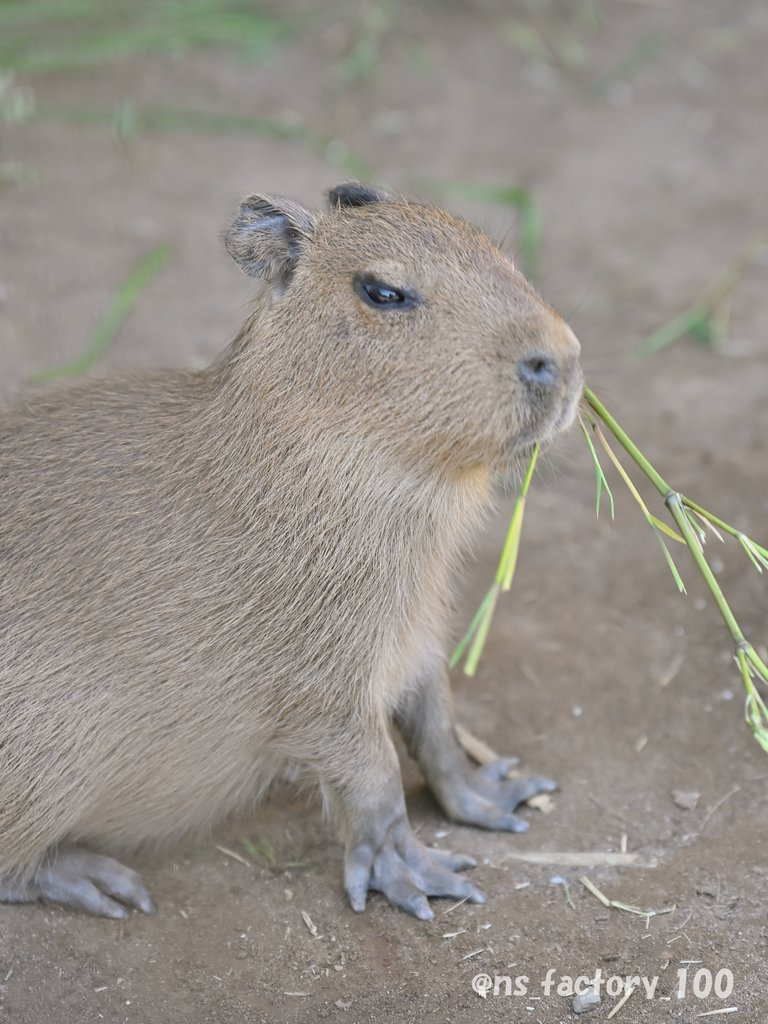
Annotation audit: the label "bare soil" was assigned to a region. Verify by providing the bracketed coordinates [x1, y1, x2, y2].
[1, 2, 767, 1021]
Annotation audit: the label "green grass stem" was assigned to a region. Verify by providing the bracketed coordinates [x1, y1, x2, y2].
[455, 382, 768, 750]
[451, 444, 539, 675]
[578, 413, 614, 519]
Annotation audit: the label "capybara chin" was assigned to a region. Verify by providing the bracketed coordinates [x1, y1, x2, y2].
[0, 182, 582, 921]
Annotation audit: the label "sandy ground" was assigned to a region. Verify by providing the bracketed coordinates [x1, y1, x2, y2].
[1, 1, 767, 1021]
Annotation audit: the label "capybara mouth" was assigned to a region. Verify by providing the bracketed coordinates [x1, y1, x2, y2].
[526, 366, 584, 445]
[553, 371, 585, 434]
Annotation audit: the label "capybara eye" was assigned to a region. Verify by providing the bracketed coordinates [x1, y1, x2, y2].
[354, 275, 418, 309]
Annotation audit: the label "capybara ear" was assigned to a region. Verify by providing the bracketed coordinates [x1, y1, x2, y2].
[327, 182, 394, 209]
[224, 194, 317, 285]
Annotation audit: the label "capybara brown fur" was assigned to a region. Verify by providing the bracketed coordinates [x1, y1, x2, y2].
[0, 183, 582, 920]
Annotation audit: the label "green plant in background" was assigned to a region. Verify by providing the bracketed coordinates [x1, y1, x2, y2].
[29, 244, 170, 384]
[0, 0, 376, 182]
[592, 31, 666, 94]
[0, 72, 35, 123]
[454, 387, 768, 752]
[637, 233, 768, 355]
[0, 0, 289, 76]
[505, 0, 601, 74]
[418, 180, 541, 283]
[36, 103, 374, 179]
[338, 0, 399, 84]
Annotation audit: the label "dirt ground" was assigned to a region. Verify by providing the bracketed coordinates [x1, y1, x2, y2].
[1, 1, 767, 1021]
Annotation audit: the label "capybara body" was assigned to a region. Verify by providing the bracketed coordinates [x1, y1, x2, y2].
[0, 184, 582, 920]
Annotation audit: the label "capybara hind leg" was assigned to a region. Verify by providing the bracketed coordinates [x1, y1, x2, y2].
[32, 845, 155, 919]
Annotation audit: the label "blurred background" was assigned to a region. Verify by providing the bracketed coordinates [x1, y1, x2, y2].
[2, 0, 765, 386]
[1, 2, 767, 1022]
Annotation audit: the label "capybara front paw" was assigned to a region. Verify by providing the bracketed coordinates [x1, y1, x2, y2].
[36, 845, 155, 919]
[344, 819, 484, 920]
[436, 758, 557, 832]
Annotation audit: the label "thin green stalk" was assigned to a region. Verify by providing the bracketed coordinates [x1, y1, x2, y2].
[496, 444, 539, 590]
[463, 587, 500, 677]
[665, 492, 744, 642]
[586, 415, 687, 593]
[449, 586, 497, 669]
[451, 445, 539, 674]
[578, 413, 614, 519]
[583, 386, 670, 497]
[738, 649, 768, 752]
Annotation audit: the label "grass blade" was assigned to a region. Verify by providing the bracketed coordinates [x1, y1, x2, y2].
[449, 586, 498, 669]
[578, 413, 614, 519]
[683, 507, 707, 547]
[463, 587, 500, 677]
[591, 422, 684, 544]
[739, 536, 764, 574]
[651, 526, 687, 594]
[648, 514, 686, 545]
[452, 446, 539, 674]
[496, 500, 525, 591]
[739, 535, 768, 573]
[739, 649, 768, 752]
[685, 505, 725, 544]
[496, 443, 539, 590]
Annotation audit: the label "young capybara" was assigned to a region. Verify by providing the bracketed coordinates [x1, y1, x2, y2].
[0, 183, 582, 921]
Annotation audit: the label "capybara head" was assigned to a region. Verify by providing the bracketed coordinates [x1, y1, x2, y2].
[224, 182, 582, 479]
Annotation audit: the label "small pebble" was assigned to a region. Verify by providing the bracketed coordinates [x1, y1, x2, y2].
[672, 789, 700, 810]
[573, 987, 601, 1013]
[571, 705, 583, 718]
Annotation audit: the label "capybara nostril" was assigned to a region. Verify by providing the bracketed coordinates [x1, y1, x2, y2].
[517, 353, 558, 388]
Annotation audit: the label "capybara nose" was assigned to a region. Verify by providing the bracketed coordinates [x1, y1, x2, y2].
[517, 353, 558, 388]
